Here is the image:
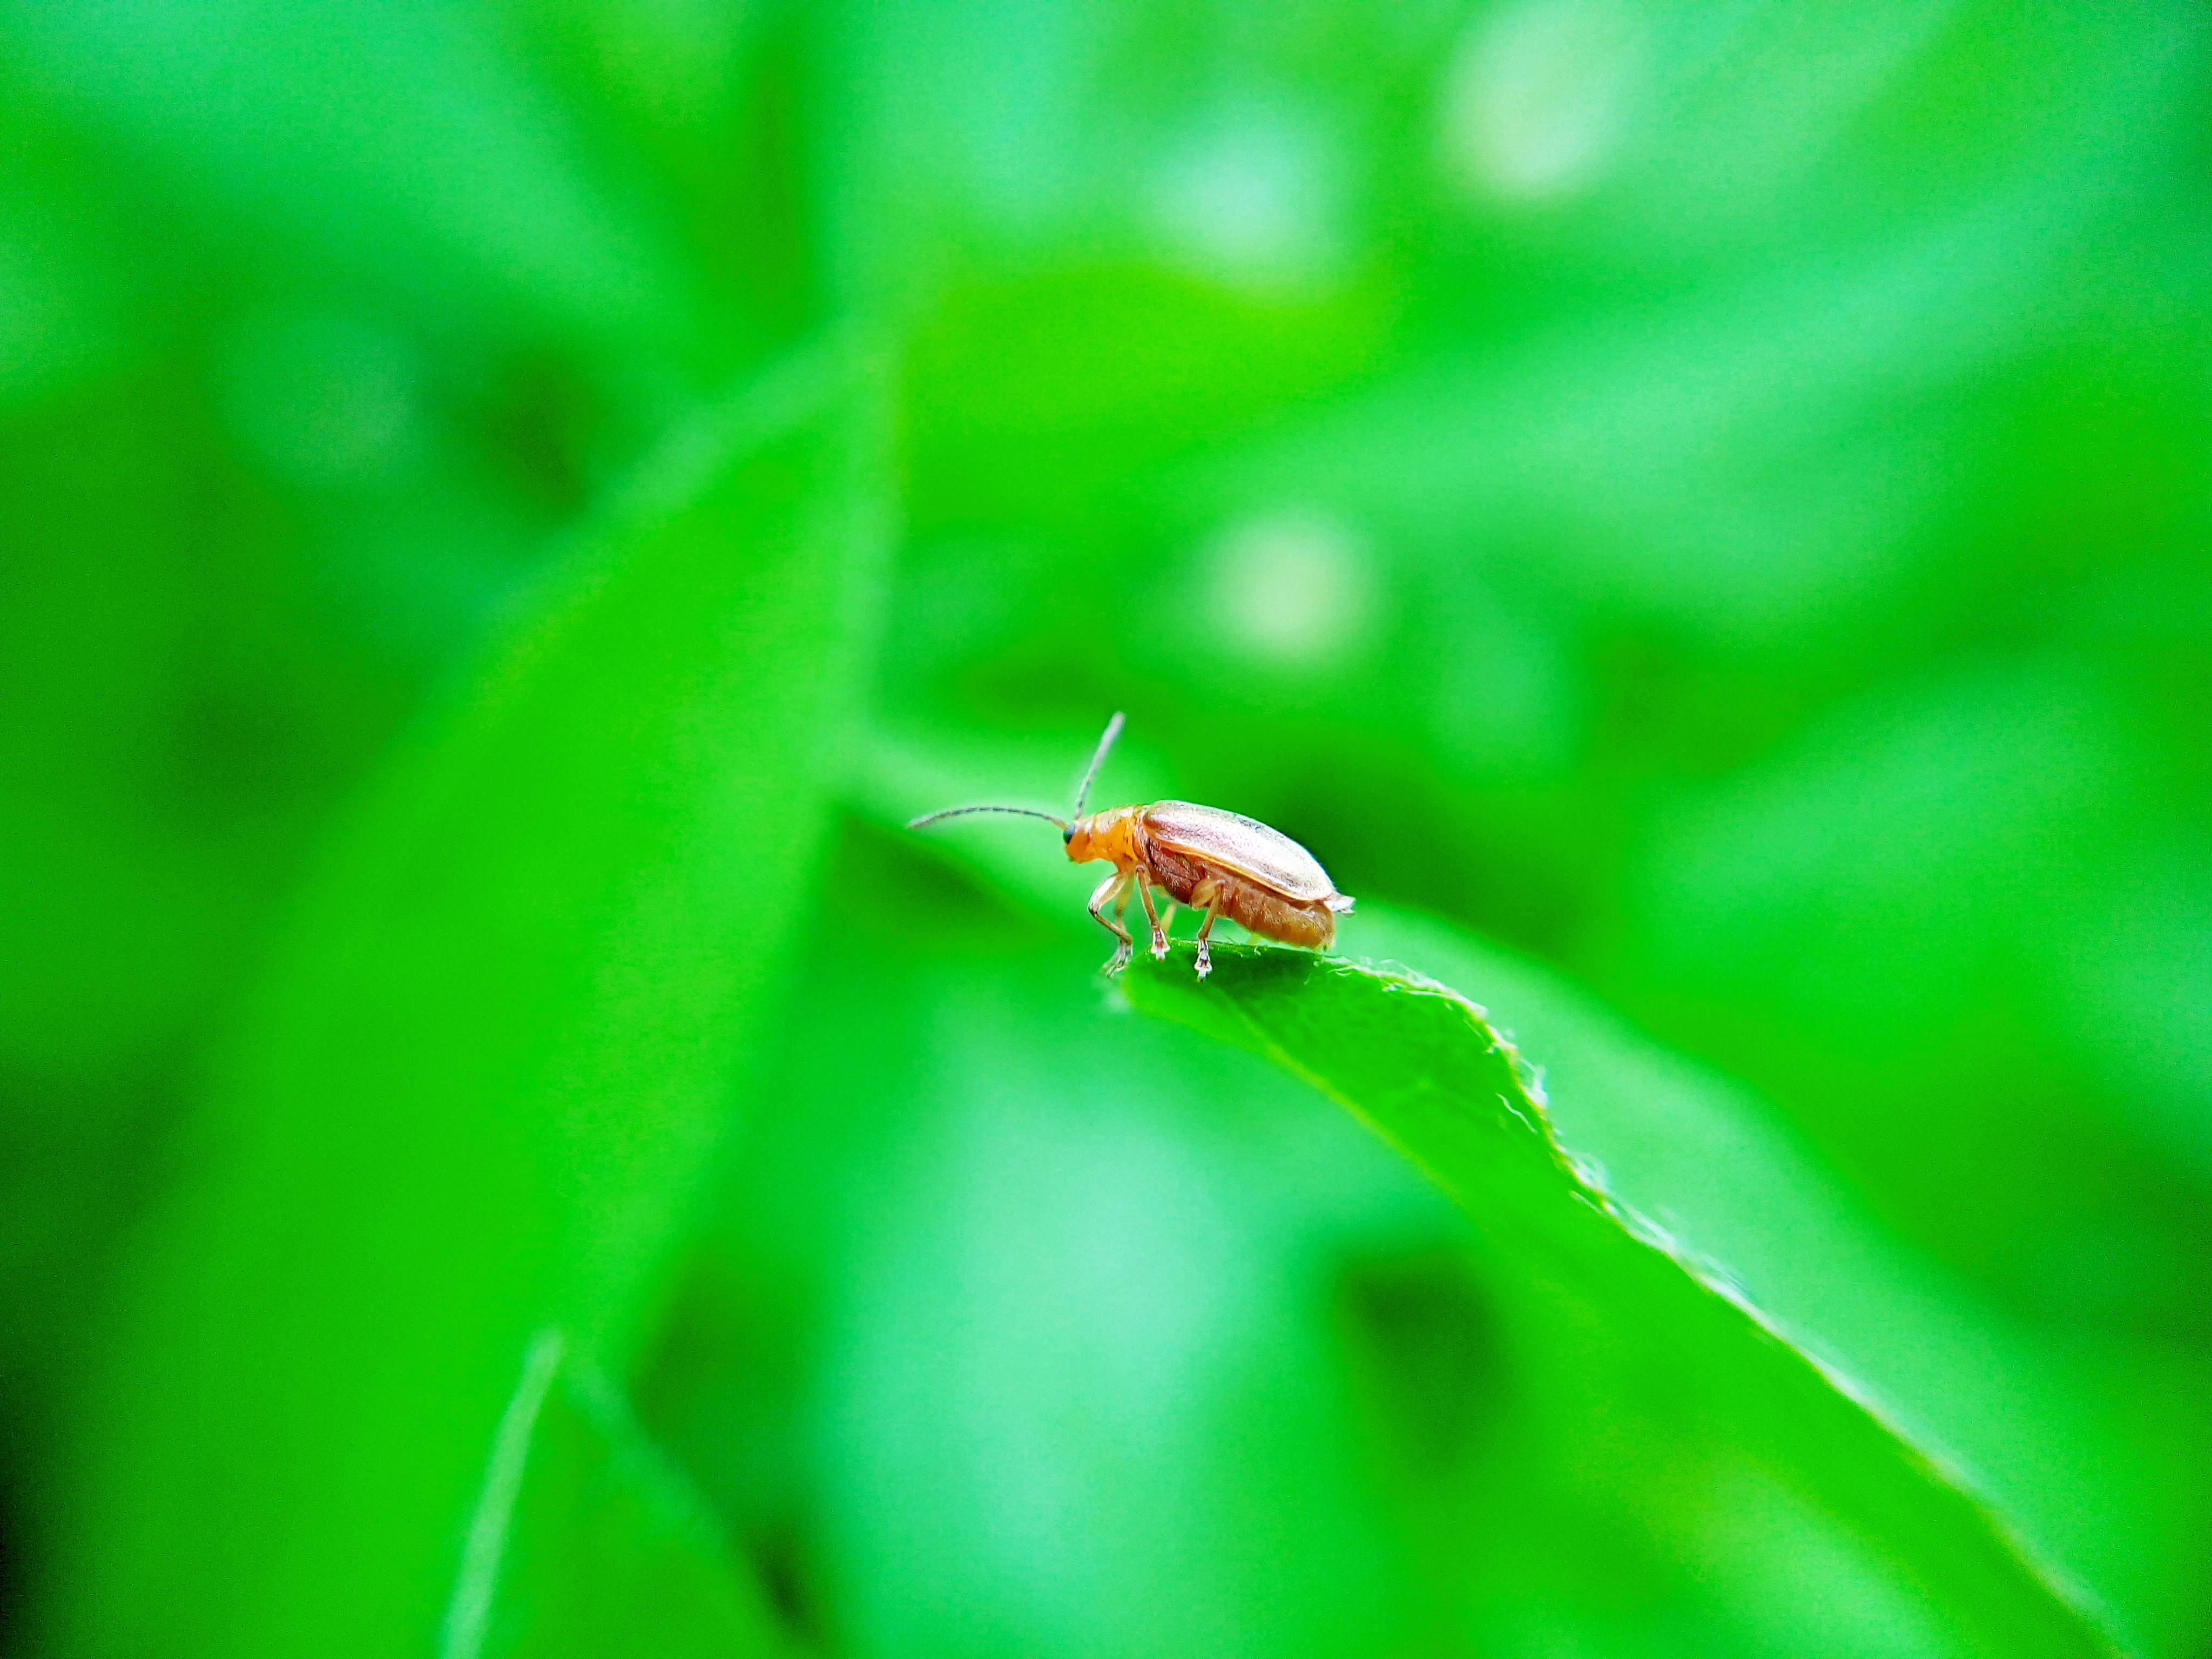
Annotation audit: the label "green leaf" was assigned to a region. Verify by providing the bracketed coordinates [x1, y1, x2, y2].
[1123, 942, 2116, 1659]
[47, 340, 883, 1657]
[444, 1332, 789, 1659]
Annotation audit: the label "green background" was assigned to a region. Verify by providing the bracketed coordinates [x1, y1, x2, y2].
[2, 0, 2207, 1654]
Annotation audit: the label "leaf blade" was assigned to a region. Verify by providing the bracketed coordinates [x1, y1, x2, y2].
[1124, 942, 2116, 1659]
[450, 1332, 790, 1659]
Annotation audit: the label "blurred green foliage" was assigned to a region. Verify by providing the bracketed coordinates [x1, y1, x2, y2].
[2, 0, 2208, 1655]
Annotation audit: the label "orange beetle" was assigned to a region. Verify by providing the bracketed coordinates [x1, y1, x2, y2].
[909, 713, 1354, 978]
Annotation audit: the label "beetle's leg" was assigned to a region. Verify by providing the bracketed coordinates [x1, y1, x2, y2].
[1194, 906, 1225, 979]
[1136, 877, 1170, 960]
[1089, 871, 1134, 974]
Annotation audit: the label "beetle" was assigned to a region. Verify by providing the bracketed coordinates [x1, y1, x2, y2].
[907, 712, 1354, 979]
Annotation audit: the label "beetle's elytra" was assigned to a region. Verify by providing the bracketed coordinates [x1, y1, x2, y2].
[908, 713, 1354, 978]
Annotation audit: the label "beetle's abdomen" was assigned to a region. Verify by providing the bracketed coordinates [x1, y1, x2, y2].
[1149, 847, 1337, 949]
[1222, 878, 1337, 948]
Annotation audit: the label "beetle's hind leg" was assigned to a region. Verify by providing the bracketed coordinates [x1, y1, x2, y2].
[1089, 871, 1135, 974]
[1186, 876, 1228, 979]
[1193, 905, 1223, 980]
[1136, 877, 1171, 961]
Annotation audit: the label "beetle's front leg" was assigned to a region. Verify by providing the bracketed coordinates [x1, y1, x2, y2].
[1136, 877, 1170, 960]
[1089, 871, 1134, 974]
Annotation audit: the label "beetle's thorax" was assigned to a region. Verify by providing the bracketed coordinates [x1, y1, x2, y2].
[1064, 804, 1145, 869]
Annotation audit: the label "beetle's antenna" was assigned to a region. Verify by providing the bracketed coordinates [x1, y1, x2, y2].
[1071, 711, 1125, 819]
[907, 804, 1071, 833]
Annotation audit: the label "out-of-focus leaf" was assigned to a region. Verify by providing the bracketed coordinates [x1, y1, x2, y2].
[643, 821, 1465, 1659]
[1618, 655, 2212, 1337]
[1125, 943, 2115, 1659]
[444, 1331, 788, 1659]
[42, 340, 884, 1657]
[9, 0, 713, 381]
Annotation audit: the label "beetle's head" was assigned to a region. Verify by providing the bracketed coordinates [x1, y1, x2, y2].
[1064, 805, 1139, 866]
